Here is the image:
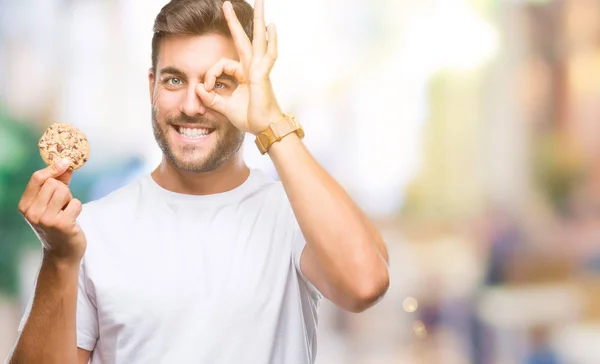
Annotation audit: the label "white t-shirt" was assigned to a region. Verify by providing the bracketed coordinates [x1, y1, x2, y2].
[19, 168, 322, 364]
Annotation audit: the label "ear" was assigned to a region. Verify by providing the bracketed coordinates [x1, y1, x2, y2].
[148, 67, 156, 102]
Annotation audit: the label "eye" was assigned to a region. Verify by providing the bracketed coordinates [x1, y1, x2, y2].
[165, 77, 184, 86]
[214, 82, 226, 90]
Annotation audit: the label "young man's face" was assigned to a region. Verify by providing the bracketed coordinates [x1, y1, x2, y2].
[149, 33, 244, 173]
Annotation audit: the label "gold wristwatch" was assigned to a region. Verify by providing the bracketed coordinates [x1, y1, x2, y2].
[255, 112, 304, 155]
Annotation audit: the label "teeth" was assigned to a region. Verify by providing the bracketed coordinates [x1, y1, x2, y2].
[179, 127, 210, 138]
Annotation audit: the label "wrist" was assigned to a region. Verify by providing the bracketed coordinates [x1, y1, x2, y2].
[249, 114, 283, 136]
[254, 112, 304, 155]
[267, 132, 307, 173]
[44, 248, 83, 269]
[267, 131, 302, 155]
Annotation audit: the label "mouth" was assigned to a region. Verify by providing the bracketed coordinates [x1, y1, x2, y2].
[172, 124, 216, 141]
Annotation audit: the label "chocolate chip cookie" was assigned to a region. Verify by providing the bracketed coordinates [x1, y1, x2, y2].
[38, 123, 90, 170]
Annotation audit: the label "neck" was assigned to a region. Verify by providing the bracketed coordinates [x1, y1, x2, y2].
[151, 153, 250, 195]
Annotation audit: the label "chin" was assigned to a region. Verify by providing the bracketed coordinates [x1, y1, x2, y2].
[168, 148, 231, 173]
[168, 154, 213, 172]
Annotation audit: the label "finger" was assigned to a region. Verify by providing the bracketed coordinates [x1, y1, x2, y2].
[196, 85, 228, 115]
[252, 0, 267, 57]
[60, 198, 83, 222]
[24, 178, 61, 224]
[56, 169, 73, 185]
[265, 23, 278, 70]
[19, 159, 71, 215]
[204, 58, 245, 91]
[43, 184, 72, 219]
[223, 1, 253, 63]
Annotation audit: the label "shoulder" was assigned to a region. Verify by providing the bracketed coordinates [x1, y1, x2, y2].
[244, 169, 290, 208]
[77, 175, 146, 226]
[247, 170, 301, 231]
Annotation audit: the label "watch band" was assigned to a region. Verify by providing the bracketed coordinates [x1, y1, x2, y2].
[255, 112, 304, 155]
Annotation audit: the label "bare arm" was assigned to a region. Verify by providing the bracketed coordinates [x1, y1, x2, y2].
[9, 256, 86, 364]
[269, 134, 390, 313]
[77, 349, 92, 364]
[8, 160, 89, 364]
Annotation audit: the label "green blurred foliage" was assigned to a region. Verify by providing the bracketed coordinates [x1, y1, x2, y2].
[0, 107, 46, 297]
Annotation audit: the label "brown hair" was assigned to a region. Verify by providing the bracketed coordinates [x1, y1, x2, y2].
[151, 0, 254, 72]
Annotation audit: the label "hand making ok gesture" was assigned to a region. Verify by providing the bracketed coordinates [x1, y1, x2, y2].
[197, 0, 283, 136]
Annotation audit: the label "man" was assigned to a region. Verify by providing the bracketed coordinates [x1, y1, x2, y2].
[8, 0, 389, 363]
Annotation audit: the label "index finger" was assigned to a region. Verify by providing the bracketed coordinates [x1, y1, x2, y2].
[19, 159, 71, 214]
[252, 0, 267, 57]
[223, 1, 253, 63]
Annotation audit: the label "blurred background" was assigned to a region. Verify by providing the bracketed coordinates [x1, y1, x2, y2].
[1, 0, 600, 362]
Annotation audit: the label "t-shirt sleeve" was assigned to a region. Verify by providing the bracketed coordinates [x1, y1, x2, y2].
[76, 258, 99, 351]
[16, 258, 99, 352]
[290, 218, 324, 301]
[17, 286, 34, 333]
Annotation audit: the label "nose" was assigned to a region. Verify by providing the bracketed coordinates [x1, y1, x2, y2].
[180, 83, 207, 117]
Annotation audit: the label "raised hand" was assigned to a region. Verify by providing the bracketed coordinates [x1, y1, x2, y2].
[196, 0, 283, 135]
[18, 159, 86, 263]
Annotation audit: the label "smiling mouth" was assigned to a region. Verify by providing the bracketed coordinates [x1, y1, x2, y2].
[173, 125, 216, 139]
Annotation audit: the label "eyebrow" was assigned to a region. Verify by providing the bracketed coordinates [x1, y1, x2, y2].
[159, 66, 186, 78]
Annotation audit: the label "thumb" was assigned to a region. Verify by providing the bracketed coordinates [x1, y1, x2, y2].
[196, 84, 228, 115]
[56, 169, 74, 185]
[52, 158, 73, 185]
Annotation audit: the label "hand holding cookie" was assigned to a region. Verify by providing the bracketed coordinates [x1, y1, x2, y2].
[17, 123, 90, 263]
